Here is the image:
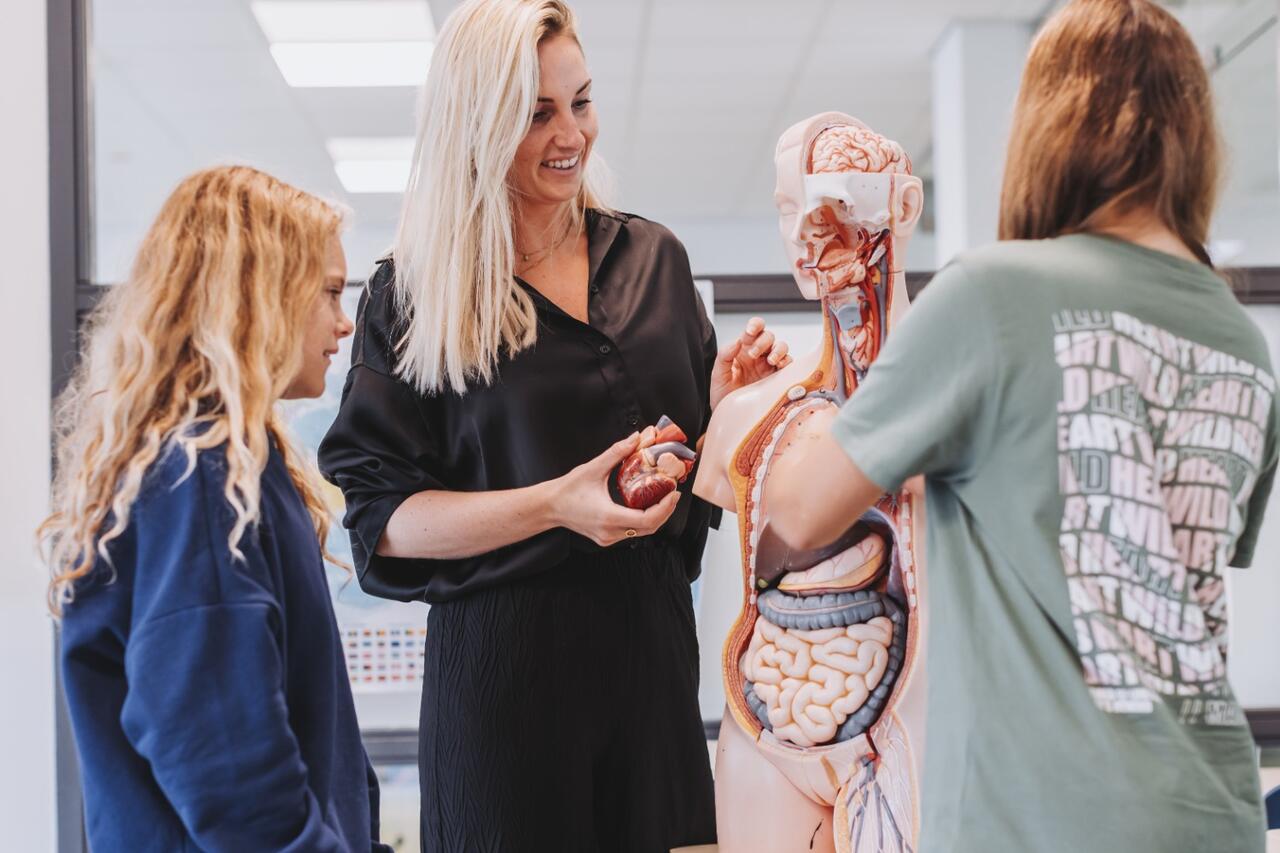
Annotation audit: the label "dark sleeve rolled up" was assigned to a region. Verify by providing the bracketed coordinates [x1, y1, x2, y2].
[321, 214, 722, 602]
[318, 266, 571, 603]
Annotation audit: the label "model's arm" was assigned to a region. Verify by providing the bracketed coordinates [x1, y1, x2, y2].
[378, 432, 680, 557]
[691, 393, 741, 511]
[765, 406, 885, 551]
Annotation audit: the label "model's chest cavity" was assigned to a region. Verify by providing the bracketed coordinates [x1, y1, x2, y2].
[733, 395, 909, 749]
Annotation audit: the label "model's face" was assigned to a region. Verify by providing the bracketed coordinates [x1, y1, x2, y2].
[282, 236, 353, 400]
[509, 35, 597, 209]
[774, 142, 806, 293]
[774, 140, 823, 300]
[778, 166, 901, 299]
[794, 199, 871, 296]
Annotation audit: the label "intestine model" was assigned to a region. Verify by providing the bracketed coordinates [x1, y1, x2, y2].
[693, 113, 926, 853]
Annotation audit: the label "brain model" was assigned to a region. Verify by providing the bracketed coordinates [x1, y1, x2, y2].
[810, 124, 912, 176]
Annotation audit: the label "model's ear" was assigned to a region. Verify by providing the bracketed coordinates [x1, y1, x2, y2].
[893, 176, 924, 237]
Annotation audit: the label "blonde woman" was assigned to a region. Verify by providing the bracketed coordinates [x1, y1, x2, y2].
[767, 1, 1274, 850]
[41, 166, 390, 852]
[318, 1, 788, 849]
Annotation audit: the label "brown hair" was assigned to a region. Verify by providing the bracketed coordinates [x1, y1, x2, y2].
[40, 165, 346, 615]
[998, 0, 1220, 264]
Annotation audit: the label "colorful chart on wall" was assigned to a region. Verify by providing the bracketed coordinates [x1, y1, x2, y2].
[280, 288, 427, 726]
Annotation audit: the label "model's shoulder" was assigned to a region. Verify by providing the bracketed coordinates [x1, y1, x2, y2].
[718, 362, 808, 425]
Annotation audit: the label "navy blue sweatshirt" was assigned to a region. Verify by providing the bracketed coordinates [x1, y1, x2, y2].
[60, 440, 389, 852]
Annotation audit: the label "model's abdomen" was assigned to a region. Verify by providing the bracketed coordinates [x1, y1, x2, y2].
[740, 522, 907, 749]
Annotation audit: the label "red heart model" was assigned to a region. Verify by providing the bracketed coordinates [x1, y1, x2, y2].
[615, 415, 698, 509]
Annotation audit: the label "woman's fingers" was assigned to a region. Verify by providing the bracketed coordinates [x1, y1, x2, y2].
[600, 489, 680, 544]
[716, 337, 743, 367]
[767, 340, 790, 367]
[638, 489, 681, 530]
[739, 316, 765, 343]
[737, 318, 766, 357]
[744, 330, 775, 360]
[591, 431, 641, 473]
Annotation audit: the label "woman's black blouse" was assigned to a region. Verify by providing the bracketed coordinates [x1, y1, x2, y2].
[318, 209, 720, 604]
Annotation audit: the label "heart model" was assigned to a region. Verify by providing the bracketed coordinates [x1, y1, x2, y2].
[615, 415, 697, 509]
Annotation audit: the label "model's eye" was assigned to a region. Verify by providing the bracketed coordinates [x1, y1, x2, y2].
[572, 98, 592, 111]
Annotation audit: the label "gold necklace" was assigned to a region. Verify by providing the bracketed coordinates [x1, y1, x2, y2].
[516, 214, 575, 269]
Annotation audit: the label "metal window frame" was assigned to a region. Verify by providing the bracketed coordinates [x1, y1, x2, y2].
[48, 0, 91, 847]
[709, 269, 1280, 315]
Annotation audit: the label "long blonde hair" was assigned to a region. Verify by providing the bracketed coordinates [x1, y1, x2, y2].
[40, 165, 344, 615]
[999, 0, 1220, 264]
[394, 0, 611, 394]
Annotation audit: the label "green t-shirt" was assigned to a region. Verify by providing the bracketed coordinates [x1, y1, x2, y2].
[833, 234, 1276, 853]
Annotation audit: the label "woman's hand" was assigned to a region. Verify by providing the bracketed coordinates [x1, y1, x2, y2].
[378, 433, 680, 560]
[549, 433, 681, 547]
[710, 317, 792, 410]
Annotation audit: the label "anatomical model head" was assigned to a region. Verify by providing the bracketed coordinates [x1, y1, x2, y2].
[773, 112, 923, 301]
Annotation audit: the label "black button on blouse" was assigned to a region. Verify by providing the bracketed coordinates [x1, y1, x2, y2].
[318, 209, 720, 603]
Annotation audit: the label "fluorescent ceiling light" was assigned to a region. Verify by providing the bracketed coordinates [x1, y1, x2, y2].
[269, 41, 432, 87]
[334, 161, 413, 194]
[251, 1, 434, 43]
[328, 137, 416, 161]
[328, 137, 415, 194]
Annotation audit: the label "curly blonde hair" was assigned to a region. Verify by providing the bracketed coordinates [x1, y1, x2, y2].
[40, 165, 345, 615]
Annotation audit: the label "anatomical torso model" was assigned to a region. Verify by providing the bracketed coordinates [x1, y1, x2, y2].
[693, 113, 926, 853]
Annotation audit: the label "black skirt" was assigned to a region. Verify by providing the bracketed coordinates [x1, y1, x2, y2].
[417, 542, 716, 852]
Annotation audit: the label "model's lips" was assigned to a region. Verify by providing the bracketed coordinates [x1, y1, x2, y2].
[541, 153, 581, 171]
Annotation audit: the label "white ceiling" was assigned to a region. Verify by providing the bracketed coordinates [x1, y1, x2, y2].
[91, 0, 1280, 280]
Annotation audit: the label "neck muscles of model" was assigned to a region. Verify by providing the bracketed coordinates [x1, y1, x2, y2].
[809, 225, 894, 402]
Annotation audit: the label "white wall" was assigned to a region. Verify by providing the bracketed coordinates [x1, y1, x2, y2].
[931, 21, 1030, 268]
[0, 0, 57, 846]
[1229, 305, 1280, 709]
[670, 217, 938, 277]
